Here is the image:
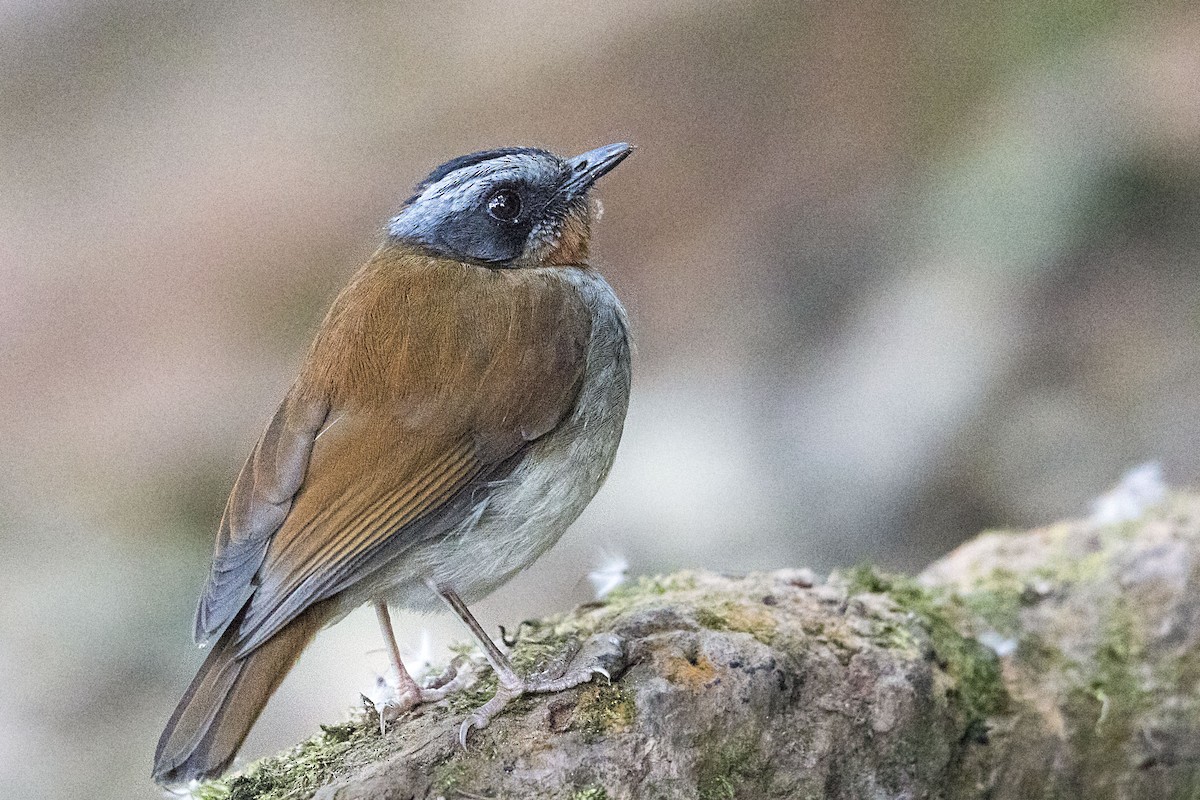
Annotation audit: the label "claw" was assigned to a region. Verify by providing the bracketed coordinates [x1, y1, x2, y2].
[458, 716, 479, 748]
[374, 657, 478, 736]
[379, 687, 418, 733]
[456, 634, 626, 746]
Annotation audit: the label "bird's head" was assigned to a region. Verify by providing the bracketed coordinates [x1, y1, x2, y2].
[386, 143, 632, 268]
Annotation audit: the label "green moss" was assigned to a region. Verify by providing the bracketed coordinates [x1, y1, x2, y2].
[431, 756, 474, 794]
[445, 625, 600, 720]
[604, 572, 698, 603]
[573, 683, 636, 740]
[959, 568, 1025, 636]
[446, 667, 500, 714]
[1029, 547, 1104, 592]
[695, 732, 772, 800]
[193, 720, 383, 800]
[571, 785, 610, 800]
[510, 631, 583, 673]
[1026, 517, 1152, 592]
[1015, 631, 1066, 674]
[442, 623, 576, 714]
[845, 565, 1008, 731]
[1059, 600, 1149, 797]
[694, 599, 777, 645]
[1166, 633, 1200, 693]
[190, 781, 232, 800]
[845, 564, 892, 595]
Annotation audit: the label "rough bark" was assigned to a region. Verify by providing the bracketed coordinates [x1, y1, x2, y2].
[195, 493, 1200, 800]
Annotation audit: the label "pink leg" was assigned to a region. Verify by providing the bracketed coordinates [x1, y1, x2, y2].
[373, 602, 470, 731]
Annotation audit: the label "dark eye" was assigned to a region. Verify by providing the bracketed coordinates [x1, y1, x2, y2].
[486, 189, 522, 222]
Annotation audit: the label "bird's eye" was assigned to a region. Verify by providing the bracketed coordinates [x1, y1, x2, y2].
[486, 189, 522, 222]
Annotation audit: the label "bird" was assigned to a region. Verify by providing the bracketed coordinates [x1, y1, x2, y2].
[152, 142, 634, 785]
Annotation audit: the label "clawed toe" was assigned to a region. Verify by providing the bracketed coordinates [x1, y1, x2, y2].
[423, 654, 468, 691]
[456, 633, 625, 747]
[457, 684, 521, 746]
[378, 683, 424, 732]
[375, 656, 477, 733]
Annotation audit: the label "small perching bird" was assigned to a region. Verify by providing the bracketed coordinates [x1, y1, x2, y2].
[153, 143, 634, 785]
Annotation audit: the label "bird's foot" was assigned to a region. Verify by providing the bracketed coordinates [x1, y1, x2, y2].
[377, 655, 472, 732]
[458, 632, 624, 746]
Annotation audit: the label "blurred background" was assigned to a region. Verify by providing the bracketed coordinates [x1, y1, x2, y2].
[3, 1, 1200, 797]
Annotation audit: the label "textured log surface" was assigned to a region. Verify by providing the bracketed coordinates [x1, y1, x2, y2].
[194, 493, 1200, 799]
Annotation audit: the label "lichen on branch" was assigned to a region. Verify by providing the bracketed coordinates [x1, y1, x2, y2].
[192, 494, 1200, 799]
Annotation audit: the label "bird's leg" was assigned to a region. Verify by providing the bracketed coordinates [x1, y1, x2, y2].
[430, 582, 621, 746]
[375, 602, 423, 697]
[373, 602, 470, 731]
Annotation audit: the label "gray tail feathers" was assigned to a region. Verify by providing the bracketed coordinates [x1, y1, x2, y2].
[152, 602, 330, 785]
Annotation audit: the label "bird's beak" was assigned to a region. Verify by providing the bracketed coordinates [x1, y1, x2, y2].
[561, 142, 634, 199]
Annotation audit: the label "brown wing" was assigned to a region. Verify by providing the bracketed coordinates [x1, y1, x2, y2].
[195, 248, 592, 655]
[194, 389, 330, 643]
[230, 415, 484, 654]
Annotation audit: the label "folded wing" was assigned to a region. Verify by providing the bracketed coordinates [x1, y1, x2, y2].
[190, 252, 592, 655]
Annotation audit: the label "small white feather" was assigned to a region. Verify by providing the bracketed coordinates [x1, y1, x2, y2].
[1090, 462, 1167, 526]
[588, 551, 629, 599]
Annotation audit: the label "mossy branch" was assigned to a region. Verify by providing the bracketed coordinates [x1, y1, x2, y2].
[193, 495, 1200, 799]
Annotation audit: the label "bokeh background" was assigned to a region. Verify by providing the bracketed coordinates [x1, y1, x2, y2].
[4, 1, 1200, 797]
